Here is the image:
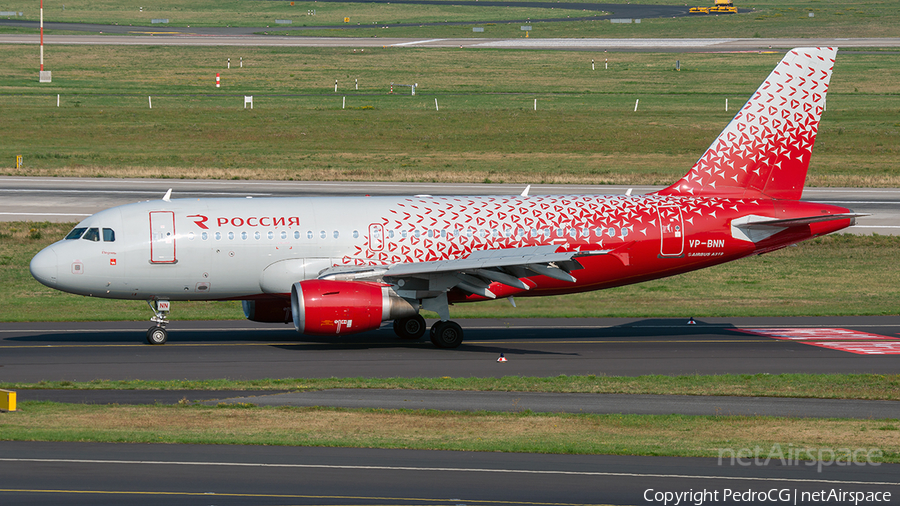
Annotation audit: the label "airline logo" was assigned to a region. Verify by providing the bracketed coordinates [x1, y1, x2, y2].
[187, 214, 300, 229]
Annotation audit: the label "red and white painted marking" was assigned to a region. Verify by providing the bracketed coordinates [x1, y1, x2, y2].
[738, 328, 900, 355]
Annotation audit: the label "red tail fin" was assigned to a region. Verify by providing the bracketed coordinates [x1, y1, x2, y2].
[658, 47, 837, 200]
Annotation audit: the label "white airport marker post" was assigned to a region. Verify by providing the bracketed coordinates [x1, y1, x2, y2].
[149, 96, 152, 109]
[725, 98, 728, 111]
[534, 98, 537, 111]
[227, 58, 230, 69]
[592, 59, 595, 70]
[335, 79, 338, 92]
[634, 99, 639, 112]
[342, 96, 345, 109]
[435, 98, 439, 111]
[355, 78, 358, 90]
[57, 94, 59, 107]
[240, 57, 243, 68]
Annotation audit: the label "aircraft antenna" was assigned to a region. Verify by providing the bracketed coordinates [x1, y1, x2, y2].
[162, 189, 172, 202]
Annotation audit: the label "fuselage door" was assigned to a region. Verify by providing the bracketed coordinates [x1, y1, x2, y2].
[657, 205, 684, 257]
[368, 223, 385, 252]
[149, 211, 177, 264]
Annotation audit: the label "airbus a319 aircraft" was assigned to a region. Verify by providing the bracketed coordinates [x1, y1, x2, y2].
[31, 47, 862, 348]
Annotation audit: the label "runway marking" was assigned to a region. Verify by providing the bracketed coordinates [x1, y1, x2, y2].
[1, 458, 898, 487]
[0, 488, 573, 506]
[805, 341, 900, 355]
[0, 189, 272, 196]
[0, 212, 90, 217]
[392, 38, 445, 46]
[738, 328, 900, 355]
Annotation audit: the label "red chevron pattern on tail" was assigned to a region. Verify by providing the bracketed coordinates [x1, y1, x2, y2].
[658, 47, 837, 201]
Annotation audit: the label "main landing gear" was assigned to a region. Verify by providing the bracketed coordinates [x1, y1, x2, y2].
[429, 320, 464, 349]
[146, 299, 170, 345]
[392, 314, 464, 348]
[393, 314, 427, 340]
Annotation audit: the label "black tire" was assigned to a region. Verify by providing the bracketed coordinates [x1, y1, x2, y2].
[394, 314, 427, 340]
[429, 321, 463, 349]
[147, 326, 168, 345]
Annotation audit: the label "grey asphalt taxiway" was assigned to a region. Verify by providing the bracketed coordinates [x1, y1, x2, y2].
[4, 314, 898, 506]
[1, 441, 896, 506]
[3, 317, 899, 384]
[2, 177, 898, 234]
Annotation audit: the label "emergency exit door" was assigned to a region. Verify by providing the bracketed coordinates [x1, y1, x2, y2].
[149, 211, 177, 263]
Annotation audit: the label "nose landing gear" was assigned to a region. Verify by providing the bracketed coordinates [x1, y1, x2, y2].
[146, 299, 170, 345]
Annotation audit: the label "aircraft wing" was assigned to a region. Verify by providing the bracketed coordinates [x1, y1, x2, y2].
[318, 245, 612, 305]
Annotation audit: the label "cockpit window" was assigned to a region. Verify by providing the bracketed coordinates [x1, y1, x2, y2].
[82, 228, 101, 242]
[102, 228, 116, 242]
[65, 227, 87, 240]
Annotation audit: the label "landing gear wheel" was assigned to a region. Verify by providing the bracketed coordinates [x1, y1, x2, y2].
[394, 314, 427, 340]
[146, 326, 168, 345]
[429, 321, 464, 349]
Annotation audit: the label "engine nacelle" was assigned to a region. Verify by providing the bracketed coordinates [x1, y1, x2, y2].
[291, 279, 417, 335]
[242, 299, 292, 323]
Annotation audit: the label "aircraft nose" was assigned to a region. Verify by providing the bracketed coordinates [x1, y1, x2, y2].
[30, 246, 59, 287]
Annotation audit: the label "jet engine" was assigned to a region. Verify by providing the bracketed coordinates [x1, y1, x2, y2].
[291, 280, 418, 335]
[242, 299, 292, 323]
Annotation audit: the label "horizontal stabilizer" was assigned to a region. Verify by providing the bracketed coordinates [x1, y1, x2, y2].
[731, 213, 866, 243]
[737, 213, 867, 228]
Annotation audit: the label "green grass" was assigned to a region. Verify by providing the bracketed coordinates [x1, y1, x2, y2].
[1, 46, 898, 186]
[3, 223, 899, 321]
[2, 402, 898, 461]
[4, 374, 899, 400]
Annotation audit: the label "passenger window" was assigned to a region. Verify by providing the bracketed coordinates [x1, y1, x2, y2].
[65, 227, 87, 240]
[307, 231, 313, 239]
[215, 232, 222, 241]
[293, 231, 299, 240]
[102, 228, 116, 242]
[201, 232, 208, 240]
[352, 230, 359, 239]
[228, 232, 234, 240]
[279, 231, 286, 240]
[241, 231, 248, 240]
[83, 228, 100, 242]
[320, 230, 326, 239]
[254, 231, 261, 240]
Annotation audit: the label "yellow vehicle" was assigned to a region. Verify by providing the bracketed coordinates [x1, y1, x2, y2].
[690, 0, 737, 14]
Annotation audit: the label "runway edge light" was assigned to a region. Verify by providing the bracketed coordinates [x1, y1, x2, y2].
[0, 389, 16, 412]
